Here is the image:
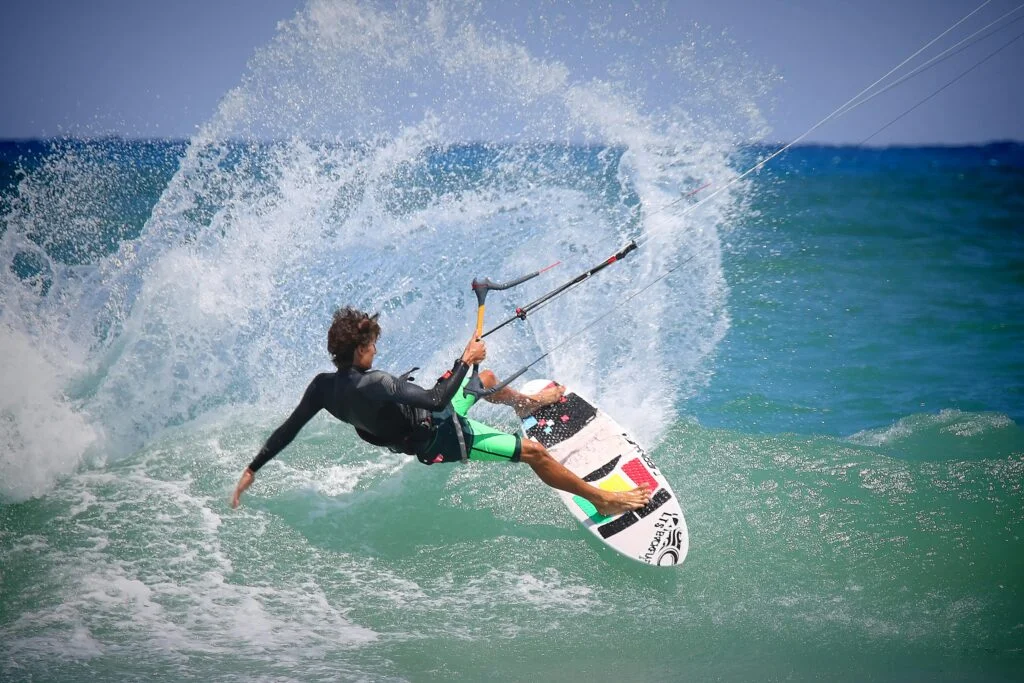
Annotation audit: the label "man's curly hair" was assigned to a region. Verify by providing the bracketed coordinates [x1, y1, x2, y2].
[328, 307, 380, 369]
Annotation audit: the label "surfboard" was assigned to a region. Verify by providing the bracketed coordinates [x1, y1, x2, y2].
[519, 379, 689, 567]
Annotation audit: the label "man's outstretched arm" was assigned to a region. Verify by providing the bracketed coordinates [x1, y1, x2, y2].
[231, 376, 325, 508]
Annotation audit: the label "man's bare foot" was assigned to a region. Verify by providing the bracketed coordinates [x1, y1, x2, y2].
[533, 383, 565, 405]
[515, 384, 567, 418]
[592, 485, 652, 517]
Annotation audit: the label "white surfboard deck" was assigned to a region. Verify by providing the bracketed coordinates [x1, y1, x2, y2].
[519, 378, 688, 567]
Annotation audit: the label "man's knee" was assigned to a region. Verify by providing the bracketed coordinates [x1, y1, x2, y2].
[479, 369, 497, 388]
[518, 438, 550, 464]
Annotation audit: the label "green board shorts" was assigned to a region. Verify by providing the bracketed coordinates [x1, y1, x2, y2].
[417, 376, 522, 465]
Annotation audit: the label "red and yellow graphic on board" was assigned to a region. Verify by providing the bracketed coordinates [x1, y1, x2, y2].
[621, 458, 658, 493]
[574, 457, 661, 524]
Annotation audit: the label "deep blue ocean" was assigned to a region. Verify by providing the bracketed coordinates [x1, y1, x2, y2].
[1, 3, 1023, 681]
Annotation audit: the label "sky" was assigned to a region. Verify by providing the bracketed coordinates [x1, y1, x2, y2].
[1, 0, 1021, 145]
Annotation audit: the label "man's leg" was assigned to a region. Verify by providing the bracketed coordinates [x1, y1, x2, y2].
[463, 416, 652, 517]
[476, 370, 565, 417]
[468, 370, 651, 516]
[519, 438, 651, 517]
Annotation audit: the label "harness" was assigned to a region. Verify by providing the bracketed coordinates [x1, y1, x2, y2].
[432, 366, 469, 462]
[352, 364, 474, 463]
[354, 413, 434, 456]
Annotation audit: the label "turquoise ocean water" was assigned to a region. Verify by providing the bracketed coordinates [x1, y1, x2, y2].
[2, 3, 1023, 681]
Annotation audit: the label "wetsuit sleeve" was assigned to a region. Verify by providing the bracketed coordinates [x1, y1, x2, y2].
[248, 376, 325, 473]
[364, 359, 470, 411]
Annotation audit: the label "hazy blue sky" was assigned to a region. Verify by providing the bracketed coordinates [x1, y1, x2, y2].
[2, 0, 1021, 144]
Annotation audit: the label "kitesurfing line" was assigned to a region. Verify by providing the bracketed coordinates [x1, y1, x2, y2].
[480, 241, 639, 338]
[462, 0, 1010, 390]
[464, 253, 699, 398]
[471, 181, 710, 340]
[833, 3, 1024, 121]
[632, 0, 998, 250]
[860, 27, 1024, 145]
[510, 253, 697, 387]
[476, 0, 1003, 347]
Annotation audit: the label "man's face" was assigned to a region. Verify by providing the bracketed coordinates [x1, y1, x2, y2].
[366, 338, 377, 365]
[356, 336, 378, 369]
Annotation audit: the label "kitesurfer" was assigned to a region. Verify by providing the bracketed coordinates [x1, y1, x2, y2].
[230, 307, 652, 515]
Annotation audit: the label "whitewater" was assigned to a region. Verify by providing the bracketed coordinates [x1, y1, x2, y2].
[2, 2, 1022, 681]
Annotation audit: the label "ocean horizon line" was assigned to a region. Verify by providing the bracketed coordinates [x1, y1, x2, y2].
[1, 135, 1021, 151]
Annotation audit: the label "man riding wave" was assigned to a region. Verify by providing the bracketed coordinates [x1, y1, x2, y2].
[231, 306, 651, 516]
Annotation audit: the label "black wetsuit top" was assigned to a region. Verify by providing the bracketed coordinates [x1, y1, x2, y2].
[247, 359, 470, 472]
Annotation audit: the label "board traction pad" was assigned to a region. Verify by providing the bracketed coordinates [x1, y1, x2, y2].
[523, 391, 597, 447]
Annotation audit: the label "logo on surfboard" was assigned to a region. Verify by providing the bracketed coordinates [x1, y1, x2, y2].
[642, 511, 684, 565]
